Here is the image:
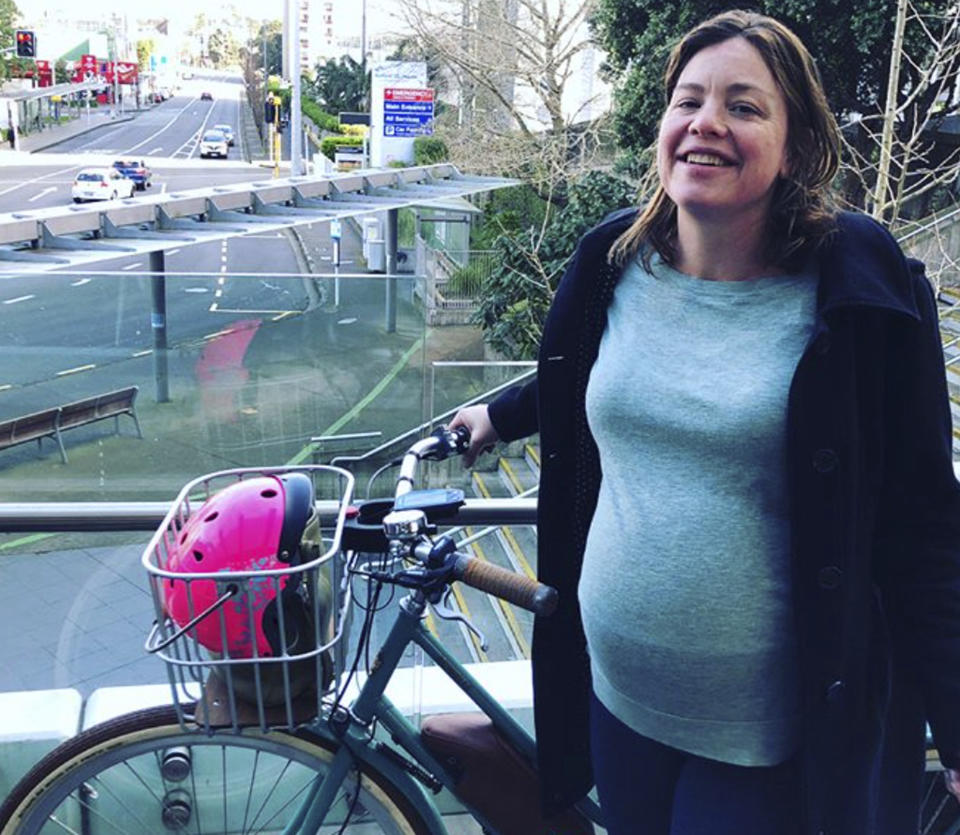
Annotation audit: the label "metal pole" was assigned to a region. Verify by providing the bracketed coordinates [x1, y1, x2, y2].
[872, 0, 908, 222]
[290, 0, 303, 176]
[150, 250, 170, 403]
[385, 208, 398, 333]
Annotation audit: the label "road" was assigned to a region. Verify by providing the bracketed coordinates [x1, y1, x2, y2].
[0, 73, 268, 214]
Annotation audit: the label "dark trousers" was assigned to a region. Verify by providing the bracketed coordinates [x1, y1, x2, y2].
[589, 693, 801, 835]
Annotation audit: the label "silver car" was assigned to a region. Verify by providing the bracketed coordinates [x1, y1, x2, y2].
[212, 123, 235, 146]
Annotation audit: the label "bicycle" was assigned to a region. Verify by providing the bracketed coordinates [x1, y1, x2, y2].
[0, 428, 601, 835]
[0, 429, 956, 834]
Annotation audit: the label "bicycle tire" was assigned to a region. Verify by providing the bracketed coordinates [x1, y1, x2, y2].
[0, 705, 434, 835]
[922, 769, 960, 835]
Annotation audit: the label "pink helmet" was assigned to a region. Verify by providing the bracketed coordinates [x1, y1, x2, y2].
[164, 472, 316, 658]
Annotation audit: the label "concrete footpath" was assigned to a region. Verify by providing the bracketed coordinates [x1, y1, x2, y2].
[3, 108, 140, 154]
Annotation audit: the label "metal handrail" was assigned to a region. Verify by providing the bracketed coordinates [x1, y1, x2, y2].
[0, 498, 537, 533]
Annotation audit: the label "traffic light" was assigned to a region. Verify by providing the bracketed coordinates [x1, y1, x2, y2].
[265, 98, 275, 125]
[15, 30, 36, 58]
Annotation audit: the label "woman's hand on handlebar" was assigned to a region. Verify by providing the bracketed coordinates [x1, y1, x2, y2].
[448, 405, 499, 467]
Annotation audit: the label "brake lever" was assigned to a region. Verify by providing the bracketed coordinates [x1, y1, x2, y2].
[432, 587, 489, 652]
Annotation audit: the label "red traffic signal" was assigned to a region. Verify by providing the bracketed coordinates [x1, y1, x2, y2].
[15, 30, 36, 58]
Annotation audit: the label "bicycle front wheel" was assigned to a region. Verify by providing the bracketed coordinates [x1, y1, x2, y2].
[0, 705, 433, 835]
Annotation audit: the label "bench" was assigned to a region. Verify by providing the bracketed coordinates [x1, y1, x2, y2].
[0, 386, 143, 464]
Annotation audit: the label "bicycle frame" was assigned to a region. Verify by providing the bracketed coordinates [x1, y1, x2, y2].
[285, 582, 602, 833]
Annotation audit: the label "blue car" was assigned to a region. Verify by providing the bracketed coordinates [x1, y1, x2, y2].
[112, 159, 152, 191]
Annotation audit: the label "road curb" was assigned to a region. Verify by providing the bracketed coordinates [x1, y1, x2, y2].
[29, 114, 137, 153]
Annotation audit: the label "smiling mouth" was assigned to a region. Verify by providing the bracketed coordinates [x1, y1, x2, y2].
[682, 152, 734, 167]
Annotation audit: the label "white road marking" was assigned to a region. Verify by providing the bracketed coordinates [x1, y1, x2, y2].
[4, 295, 34, 304]
[125, 97, 205, 152]
[166, 248, 179, 255]
[70, 278, 91, 286]
[28, 187, 57, 202]
[184, 287, 210, 293]
[122, 262, 142, 271]
[338, 317, 358, 325]
[0, 384, 12, 392]
[57, 364, 96, 376]
[148, 147, 164, 154]
[132, 349, 153, 357]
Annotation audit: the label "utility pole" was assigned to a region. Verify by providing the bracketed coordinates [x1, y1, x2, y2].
[289, 0, 303, 175]
[872, 0, 908, 222]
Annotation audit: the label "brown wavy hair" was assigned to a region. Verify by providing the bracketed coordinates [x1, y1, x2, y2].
[609, 10, 840, 271]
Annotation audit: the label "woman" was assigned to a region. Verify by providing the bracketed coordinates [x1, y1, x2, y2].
[450, 10, 960, 835]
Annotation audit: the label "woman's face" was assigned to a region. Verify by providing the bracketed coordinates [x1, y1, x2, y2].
[657, 37, 790, 227]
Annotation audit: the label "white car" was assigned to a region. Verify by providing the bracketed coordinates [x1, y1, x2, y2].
[199, 129, 229, 159]
[71, 168, 136, 203]
[212, 123, 235, 146]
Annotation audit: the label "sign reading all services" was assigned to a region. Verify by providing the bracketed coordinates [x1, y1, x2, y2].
[382, 88, 434, 137]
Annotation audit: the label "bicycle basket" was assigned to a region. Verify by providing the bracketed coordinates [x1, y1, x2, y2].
[143, 465, 354, 732]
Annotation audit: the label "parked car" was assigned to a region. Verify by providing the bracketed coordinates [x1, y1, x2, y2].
[71, 168, 136, 203]
[199, 129, 229, 159]
[112, 159, 152, 191]
[212, 123, 235, 146]
[200, 91, 213, 101]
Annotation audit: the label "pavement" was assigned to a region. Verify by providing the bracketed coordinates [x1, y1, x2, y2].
[4, 107, 140, 154]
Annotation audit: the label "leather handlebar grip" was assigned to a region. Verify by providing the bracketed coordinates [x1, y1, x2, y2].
[453, 553, 558, 616]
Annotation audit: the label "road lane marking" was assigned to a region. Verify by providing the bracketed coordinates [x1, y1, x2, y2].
[286, 336, 426, 466]
[132, 349, 153, 357]
[3, 294, 34, 304]
[122, 262, 142, 270]
[149, 147, 163, 154]
[337, 317, 358, 325]
[203, 327, 237, 340]
[183, 287, 209, 293]
[125, 97, 205, 152]
[70, 278, 91, 286]
[57, 364, 96, 376]
[28, 187, 57, 202]
[0, 384, 12, 392]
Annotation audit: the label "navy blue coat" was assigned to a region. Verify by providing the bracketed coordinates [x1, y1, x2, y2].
[488, 210, 960, 834]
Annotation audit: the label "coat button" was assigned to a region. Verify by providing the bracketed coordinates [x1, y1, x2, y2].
[812, 448, 838, 473]
[826, 680, 845, 704]
[818, 566, 843, 590]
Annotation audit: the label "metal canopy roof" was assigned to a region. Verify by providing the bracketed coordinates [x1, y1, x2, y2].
[0, 163, 518, 273]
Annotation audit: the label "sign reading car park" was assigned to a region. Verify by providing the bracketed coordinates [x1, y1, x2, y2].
[382, 88, 434, 138]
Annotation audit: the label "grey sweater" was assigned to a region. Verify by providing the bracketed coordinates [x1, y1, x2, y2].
[578, 253, 818, 766]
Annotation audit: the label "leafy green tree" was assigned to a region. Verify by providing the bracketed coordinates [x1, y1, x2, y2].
[591, 0, 954, 173]
[0, 0, 21, 80]
[473, 172, 635, 359]
[207, 28, 239, 68]
[308, 56, 368, 114]
[137, 39, 156, 72]
[252, 21, 282, 77]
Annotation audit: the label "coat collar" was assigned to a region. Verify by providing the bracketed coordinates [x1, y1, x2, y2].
[584, 208, 920, 322]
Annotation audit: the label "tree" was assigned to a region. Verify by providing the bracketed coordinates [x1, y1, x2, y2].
[591, 0, 954, 173]
[842, 1, 960, 223]
[397, 0, 613, 202]
[308, 56, 367, 113]
[137, 39, 156, 73]
[0, 0, 21, 80]
[473, 171, 635, 359]
[207, 28, 239, 69]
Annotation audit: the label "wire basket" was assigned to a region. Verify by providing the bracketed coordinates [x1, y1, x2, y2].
[143, 465, 355, 733]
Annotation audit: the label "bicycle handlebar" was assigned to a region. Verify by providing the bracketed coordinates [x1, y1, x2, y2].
[452, 551, 558, 616]
[387, 425, 559, 617]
